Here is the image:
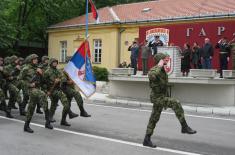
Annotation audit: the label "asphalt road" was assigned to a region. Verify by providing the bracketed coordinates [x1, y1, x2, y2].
[0, 101, 235, 155]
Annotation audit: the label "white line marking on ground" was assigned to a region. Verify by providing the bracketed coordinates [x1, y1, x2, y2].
[0, 116, 202, 155]
[83, 103, 235, 122]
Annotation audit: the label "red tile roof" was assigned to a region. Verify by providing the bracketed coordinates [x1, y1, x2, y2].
[49, 0, 235, 29]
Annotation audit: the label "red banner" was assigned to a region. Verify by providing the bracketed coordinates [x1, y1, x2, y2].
[138, 20, 235, 70]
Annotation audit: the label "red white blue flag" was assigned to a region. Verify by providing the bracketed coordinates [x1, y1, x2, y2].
[64, 41, 96, 97]
[88, 0, 99, 23]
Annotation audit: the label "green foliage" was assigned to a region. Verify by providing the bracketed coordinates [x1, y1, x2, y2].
[93, 66, 109, 81]
[0, 0, 151, 55]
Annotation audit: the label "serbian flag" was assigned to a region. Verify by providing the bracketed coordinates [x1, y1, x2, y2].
[88, 0, 99, 23]
[64, 41, 96, 97]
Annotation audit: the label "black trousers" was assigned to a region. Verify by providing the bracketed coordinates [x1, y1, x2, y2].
[131, 57, 137, 75]
[219, 54, 228, 77]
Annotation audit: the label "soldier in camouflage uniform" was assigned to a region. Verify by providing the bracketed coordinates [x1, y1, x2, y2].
[143, 53, 196, 148]
[2, 56, 25, 116]
[43, 58, 71, 126]
[3, 57, 10, 99]
[0, 59, 13, 118]
[20, 56, 31, 113]
[33, 56, 50, 114]
[39, 56, 49, 72]
[60, 70, 91, 119]
[19, 54, 53, 133]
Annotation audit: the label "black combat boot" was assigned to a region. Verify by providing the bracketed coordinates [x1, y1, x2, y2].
[181, 120, 197, 134]
[68, 110, 79, 119]
[6, 110, 14, 118]
[79, 106, 91, 117]
[49, 112, 56, 123]
[24, 121, 34, 133]
[19, 105, 26, 116]
[36, 103, 43, 114]
[44, 110, 53, 129]
[1, 101, 14, 118]
[143, 134, 157, 148]
[36, 108, 43, 114]
[0, 103, 3, 111]
[12, 103, 18, 109]
[60, 112, 71, 126]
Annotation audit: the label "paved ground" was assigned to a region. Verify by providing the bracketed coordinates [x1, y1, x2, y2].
[0, 101, 235, 155]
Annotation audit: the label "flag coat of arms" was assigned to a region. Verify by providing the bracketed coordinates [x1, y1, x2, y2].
[64, 41, 96, 97]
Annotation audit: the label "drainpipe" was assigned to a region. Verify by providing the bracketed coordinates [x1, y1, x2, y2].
[117, 28, 125, 66]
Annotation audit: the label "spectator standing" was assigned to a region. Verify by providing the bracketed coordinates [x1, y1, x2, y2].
[149, 36, 163, 55]
[229, 35, 235, 70]
[191, 42, 201, 69]
[215, 37, 231, 78]
[128, 41, 139, 75]
[181, 43, 191, 76]
[141, 40, 151, 75]
[201, 38, 214, 69]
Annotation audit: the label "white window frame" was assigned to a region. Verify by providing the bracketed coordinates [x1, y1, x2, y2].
[93, 39, 102, 64]
[60, 41, 67, 63]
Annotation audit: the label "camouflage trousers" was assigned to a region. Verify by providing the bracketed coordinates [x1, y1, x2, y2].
[49, 90, 70, 118]
[64, 87, 83, 109]
[26, 88, 48, 122]
[0, 89, 5, 105]
[7, 83, 22, 109]
[20, 81, 30, 108]
[0, 88, 10, 113]
[146, 96, 185, 136]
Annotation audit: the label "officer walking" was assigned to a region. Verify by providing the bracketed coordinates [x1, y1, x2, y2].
[143, 53, 196, 148]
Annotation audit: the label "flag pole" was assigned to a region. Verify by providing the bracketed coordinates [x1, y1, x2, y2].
[84, 0, 89, 78]
[85, 0, 89, 39]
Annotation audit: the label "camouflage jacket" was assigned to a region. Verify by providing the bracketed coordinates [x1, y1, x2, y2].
[148, 65, 168, 98]
[60, 71, 75, 90]
[43, 67, 63, 91]
[3, 64, 20, 83]
[38, 63, 48, 73]
[19, 64, 40, 88]
[0, 67, 5, 88]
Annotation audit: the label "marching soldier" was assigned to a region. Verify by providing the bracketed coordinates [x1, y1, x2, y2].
[33, 55, 50, 114]
[20, 56, 32, 113]
[143, 53, 196, 148]
[0, 61, 13, 118]
[43, 58, 71, 126]
[3, 55, 25, 116]
[39, 56, 49, 72]
[20, 54, 53, 133]
[60, 70, 91, 119]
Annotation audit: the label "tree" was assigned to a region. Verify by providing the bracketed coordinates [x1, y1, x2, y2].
[0, 0, 152, 56]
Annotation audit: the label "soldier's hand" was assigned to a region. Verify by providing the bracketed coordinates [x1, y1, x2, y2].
[227, 57, 230, 62]
[54, 78, 61, 84]
[68, 80, 73, 85]
[36, 68, 43, 75]
[8, 76, 13, 80]
[16, 65, 21, 70]
[157, 60, 164, 67]
[0, 66, 3, 71]
[30, 83, 36, 88]
[47, 92, 51, 96]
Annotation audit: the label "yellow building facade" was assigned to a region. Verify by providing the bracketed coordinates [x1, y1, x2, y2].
[48, 24, 139, 69]
[47, 0, 235, 70]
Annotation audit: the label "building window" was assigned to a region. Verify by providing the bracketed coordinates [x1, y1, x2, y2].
[60, 41, 67, 63]
[93, 39, 102, 63]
